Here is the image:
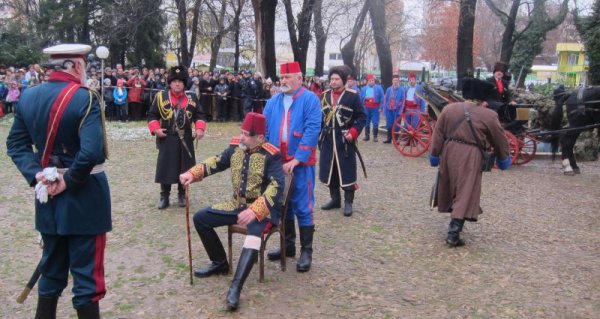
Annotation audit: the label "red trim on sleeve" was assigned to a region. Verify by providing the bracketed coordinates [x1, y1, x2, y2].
[348, 128, 359, 140]
[148, 120, 161, 135]
[195, 120, 206, 131]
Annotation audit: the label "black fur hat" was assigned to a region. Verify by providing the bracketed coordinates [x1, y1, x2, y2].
[493, 61, 508, 74]
[167, 66, 189, 86]
[462, 78, 499, 102]
[329, 65, 352, 85]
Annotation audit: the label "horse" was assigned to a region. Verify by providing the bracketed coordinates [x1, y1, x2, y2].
[550, 85, 600, 175]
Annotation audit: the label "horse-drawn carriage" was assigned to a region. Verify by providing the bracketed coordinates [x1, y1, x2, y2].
[389, 83, 600, 175]
[390, 84, 538, 165]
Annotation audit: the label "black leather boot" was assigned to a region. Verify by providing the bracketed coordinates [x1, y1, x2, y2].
[296, 225, 314, 272]
[158, 184, 170, 209]
[343, 190, 354, 217]
[194, 229, 229, 277]
[320, 187, 341, 210]
[382, 131, 392, 144]
[35, 296, 58, 319]
[178, 193, 185, 207]
[446, 218, 465, 247]
[267, 219, 296, 260]
[373, 128, 378, 142]
[362, 129, 370, 141]
[76, 302, 100, 319]
[226, 248, 258, 311]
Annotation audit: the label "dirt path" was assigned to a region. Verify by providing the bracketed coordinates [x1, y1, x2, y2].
[1, 119, 598, 318]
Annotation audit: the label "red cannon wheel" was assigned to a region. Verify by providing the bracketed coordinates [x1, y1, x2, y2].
[514, 132, 537, 165]
[504, 130, 519, 164]
[391, 113, 432, 157]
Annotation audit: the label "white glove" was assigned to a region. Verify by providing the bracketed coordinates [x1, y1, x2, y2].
[35, 167, 59, 203]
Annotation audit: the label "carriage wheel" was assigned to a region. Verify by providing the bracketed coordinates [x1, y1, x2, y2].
[504, 130, 519, 164]
[514, 132, 537, 165]
[391, 113, 432, 157]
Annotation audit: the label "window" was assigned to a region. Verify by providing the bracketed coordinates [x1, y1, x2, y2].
[329, 53, 342, 60]
[567, 53, 579, 66]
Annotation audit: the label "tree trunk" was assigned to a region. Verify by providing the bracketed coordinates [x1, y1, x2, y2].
[341, 0, 370, 75]
[313, 0, 325, 76]
[283, 0, 316, 74]
[369, 0, 393, 88]
[176, 0, 202, 67]
[252, 0, 278, 79]
[456, 0, 478, 89]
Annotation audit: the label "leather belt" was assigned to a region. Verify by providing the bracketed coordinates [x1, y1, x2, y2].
[57, 164, 105, 175]
[447, 138, 478, 147]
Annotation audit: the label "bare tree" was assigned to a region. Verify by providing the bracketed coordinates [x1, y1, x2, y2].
[251, 0, 278, 78]
[205, 0, 245, 70]
[282, 0, 316, 74]
[369, 0, 393, 87]
[175, 0, 203, 67]
[312, 0, 353, 76]
[341, 0, 370, 75]
[456, 0, 478, 87]
[483, 0, 532, 64]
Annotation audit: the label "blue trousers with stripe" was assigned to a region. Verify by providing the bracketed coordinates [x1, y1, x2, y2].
[38, 233, 107, 309]
[287, 165, 315, 226]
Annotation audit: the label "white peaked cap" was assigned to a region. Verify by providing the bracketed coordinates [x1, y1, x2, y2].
[43, 44, 92, 58]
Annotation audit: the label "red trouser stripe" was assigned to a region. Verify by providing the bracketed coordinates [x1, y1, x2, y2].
[91, 233, 107, 303]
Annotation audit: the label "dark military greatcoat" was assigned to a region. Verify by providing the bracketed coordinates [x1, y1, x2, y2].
[148, 89, 206, 184]
[318, 88, 366, 188]
[7, 74, 111, 235]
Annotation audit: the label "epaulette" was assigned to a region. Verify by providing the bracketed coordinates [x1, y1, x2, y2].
[261, 142, 280, 155]
[230, 137, 241, 145]
[346, 88, 358, 94]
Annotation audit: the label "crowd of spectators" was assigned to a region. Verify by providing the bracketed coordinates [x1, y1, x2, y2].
[1, 62, 401, 121]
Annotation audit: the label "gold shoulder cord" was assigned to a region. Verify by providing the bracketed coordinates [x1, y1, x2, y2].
[157, 92, 173, 120]
[322, 93, 334, 124]
[80, 90, 109, 159]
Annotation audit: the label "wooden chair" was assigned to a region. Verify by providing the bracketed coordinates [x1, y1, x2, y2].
[227, 173, 294, 282]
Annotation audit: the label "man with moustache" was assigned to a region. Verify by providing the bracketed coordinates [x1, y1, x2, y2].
[147, 66, 207, 209]
[263, 62, 321, 272]
[180, 112, 284, 311]
[7, 44, 111, 318]
[318, 65, 366, 217]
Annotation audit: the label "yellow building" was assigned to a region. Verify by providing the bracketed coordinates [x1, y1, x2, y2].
[556, 43, 588, 86]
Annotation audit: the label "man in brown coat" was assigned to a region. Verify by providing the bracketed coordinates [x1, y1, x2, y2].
[429, 78, 512, 247]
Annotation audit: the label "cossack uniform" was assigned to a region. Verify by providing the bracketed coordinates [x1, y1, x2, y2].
[148, 66, 206, 209]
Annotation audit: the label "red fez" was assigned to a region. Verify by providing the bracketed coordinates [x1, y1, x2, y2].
[366, 74, 375, 81]
[241, 112, 266, 135]
[408, 72, 417, 80]
[280, 62, 301, 75]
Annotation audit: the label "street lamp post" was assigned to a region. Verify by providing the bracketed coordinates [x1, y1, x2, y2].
[95, 46, 109, 110]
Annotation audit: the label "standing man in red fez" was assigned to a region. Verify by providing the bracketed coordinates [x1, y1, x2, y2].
[319, 65, 366, 217]
[263, 62, 321, 272]
[179, 112, 285, 311]
[359, 74, 384, 142]
[7, 44, 111, 318]
[400, 72, 426, 128]
[148, 66, 207, 209]
[383, 74, 404, 144]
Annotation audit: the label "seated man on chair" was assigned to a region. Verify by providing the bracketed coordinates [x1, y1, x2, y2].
[179, 112, 285, 311]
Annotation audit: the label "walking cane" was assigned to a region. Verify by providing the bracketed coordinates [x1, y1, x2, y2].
[185, 185, 194, 285]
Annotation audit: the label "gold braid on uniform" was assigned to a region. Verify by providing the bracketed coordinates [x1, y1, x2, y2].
[244, 154, 266, 199]
[156, 92, 173, 120]
[187, 164, 205, 182]
[230, 150, 244, 195]
[250, 177, 279, 221]
[203, 155, 220, 176]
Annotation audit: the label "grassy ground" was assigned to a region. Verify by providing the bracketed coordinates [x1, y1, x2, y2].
[1, 116, 599, 318]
